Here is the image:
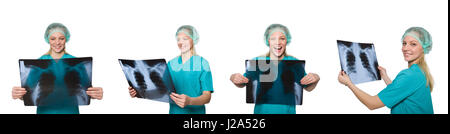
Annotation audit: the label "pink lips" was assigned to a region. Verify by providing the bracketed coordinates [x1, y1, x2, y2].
[403, 52, 412, 59]
[276, 49, 282, 54]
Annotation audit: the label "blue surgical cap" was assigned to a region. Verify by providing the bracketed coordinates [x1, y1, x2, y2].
[44, 23, 71, 44]
[175, 25, 199, 45]
[264, 24, 291, 46]
[402, 27, 432, 54]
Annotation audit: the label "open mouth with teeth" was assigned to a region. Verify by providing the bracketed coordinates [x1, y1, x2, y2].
[53, 45, 63, 51]
[273, 46, 284, 54]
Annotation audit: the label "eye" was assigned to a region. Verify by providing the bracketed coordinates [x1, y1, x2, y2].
[411, 43, 416, 46]
[402, 42, 406, 46]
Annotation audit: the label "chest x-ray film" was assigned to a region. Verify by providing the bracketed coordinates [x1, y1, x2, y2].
[245, 60, 305, 105]
[19, 57, 92, 106]
[119, 59, 176, 103]
[337, 40, 381, 84]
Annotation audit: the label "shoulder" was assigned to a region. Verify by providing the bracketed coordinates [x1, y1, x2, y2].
[399, 64, 425, 77]
[63, 54, 76, 58]
[38, 54, 51, 59]
[396, 64, 426, 83]
[194, 55, 210, 67]
[168, 56, 181, 64]
[284, 55, 299, 60]
[196, 55, 209, 64]
[252, 56, 269, 60]
[193, 55, 211, 71]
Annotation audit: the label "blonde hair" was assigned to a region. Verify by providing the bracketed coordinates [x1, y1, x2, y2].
[417, 55, 434, 92]
[192, 47, 197, 56]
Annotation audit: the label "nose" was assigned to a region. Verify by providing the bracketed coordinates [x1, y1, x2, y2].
[177, 42, 184, 48]
[402, 44, 409, 51]
[274, 39, 281, 46]
[57, 39, 64, 45]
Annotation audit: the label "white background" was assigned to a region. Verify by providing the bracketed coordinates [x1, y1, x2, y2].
[0, 0, 447, 114]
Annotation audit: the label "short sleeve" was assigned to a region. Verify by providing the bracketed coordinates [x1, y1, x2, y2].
[200, 58, 214, 93]
[377, 70, 425, 108]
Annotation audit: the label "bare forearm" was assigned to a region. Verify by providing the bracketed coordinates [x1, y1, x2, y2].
[189, 92, 211, 105]
[347, 84, 384, 110]
[383, 77, 392, 85]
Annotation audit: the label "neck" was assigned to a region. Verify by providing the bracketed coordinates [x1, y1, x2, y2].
[408, 55, 422, 68]
[50, 51, 65, 59]
[408, 62, 414, 68]
[181, 50, 193, 64]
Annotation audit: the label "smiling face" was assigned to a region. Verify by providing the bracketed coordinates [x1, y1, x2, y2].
[48, 32, 66, 54]
[268, 31, 287, 58]
[402, 35, 424, 63]
[176, 32, 193, 54]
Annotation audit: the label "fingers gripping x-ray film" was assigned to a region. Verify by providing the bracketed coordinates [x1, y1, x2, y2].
[337, 40, 381, 84]
[119, 59, 175, 103]
[19, 57, 92, 106]
[246, 60, 305, 105]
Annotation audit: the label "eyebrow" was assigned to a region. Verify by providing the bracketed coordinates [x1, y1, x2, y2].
[271, 36, 286, 39]
[409, 40, 419, 43]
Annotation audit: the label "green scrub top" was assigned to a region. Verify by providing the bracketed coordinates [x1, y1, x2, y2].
[34, 53, 80, 114]
[244, 56, 307, 114]
[378, 64, 434, 114]
[167, 55, 214, 114]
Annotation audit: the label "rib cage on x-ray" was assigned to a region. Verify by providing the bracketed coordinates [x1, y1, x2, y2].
[119, 59, 175, 103]
[19, 57, 92, 106]
[337, 40, 381, 84]
[245, 60, 305, 105]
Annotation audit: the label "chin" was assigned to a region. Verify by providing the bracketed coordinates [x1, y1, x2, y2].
[180, 50, 190, 54]
[405, 58, 416, 63]
[52, 49, 64, 54]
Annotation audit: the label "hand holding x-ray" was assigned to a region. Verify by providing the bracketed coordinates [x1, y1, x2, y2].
[128, 86, 137, 98]
[338, 71, 353, 86]
[377, 66, 392, 85]
[300, 73, 320, 85]
[87, 87, 103, 100]
[337, 40, 381, 84]
[12, 86, 27, 100]
[230, 73, 249, 87]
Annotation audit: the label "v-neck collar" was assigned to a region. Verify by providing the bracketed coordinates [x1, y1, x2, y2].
[51, 54, 70, 63]
[178, 55, 195, 66]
